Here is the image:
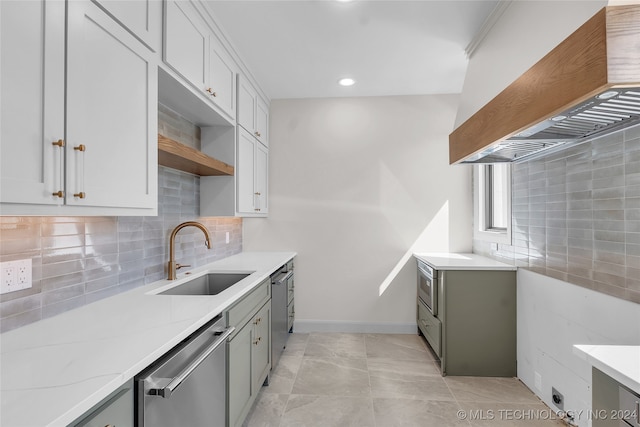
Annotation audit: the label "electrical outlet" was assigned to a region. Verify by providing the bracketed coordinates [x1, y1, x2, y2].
[0, 259, 32, 294]
[552, 387, 564, 410]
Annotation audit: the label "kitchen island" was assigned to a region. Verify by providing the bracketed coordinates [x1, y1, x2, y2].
[0, 251, 295, 427]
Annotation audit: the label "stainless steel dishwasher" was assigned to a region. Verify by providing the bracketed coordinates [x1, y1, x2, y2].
[135, 315, 234, 427]
[271, 264, 293, 370]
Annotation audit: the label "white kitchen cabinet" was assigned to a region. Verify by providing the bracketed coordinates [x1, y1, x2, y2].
[163, 0, 236, 121]
[92, 0, 162, 51]
[237, 75, 268, 147]
[236, 127, 268, 216]
[0, 0, 157, 215]
[0, 0, 65, 207]
[66, 0, 157, 210]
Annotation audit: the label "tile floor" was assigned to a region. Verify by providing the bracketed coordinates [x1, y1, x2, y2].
[243, 333, 567, 427]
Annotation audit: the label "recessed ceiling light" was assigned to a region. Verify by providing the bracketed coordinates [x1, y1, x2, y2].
[338, 78, 355, 87]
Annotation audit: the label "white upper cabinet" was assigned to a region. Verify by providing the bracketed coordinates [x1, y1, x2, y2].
[163, 0, 236, 122]
[164, 0, 209, 92]
[209, 35, 236, 120]
[92, 0, 162, 52]
[0, 0, 65, 207]
[236, 127, 268, 216]
[0, 0, 157, 215]
[66, 0, 157, 210]
[237, 75, 269, 147]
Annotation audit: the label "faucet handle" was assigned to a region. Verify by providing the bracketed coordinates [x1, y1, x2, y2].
[176, 263, 191, 270]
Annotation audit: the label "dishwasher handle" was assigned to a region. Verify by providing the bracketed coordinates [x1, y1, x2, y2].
[272, 270, 293, 285]
[148, 326, 234, 399]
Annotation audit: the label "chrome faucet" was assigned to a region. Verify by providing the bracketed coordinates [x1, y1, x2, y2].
[167, 221, 212, 280]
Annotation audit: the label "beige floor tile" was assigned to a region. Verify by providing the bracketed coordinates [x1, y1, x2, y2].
[444, 376, 541, 404]
[367, 358, 441, 380]
[370, 375, 455, 401]
[291, 357, 370, 396]
[242, 392, 288, 427]
[263, 355, 303, 394]
[373, 398, 470, 427]
[305, 333, 366, 358]
[460, 402, 566, 426]
[282, 333, 309, 357]
[281, 395, 375, 427]
[365, 334, 435, 361]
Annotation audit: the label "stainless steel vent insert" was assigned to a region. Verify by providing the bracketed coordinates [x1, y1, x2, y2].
[462, 88, 640, 164]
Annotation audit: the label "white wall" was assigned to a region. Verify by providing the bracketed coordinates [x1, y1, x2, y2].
[518, 270, 640, 427]
[243, 95, 472, 332]
[455, 0, 606, 128]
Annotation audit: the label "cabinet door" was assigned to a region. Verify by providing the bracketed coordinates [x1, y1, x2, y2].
[66, 0, 157, 209]
[255, 142, 268, 214]
[237, 76, 256, 133]
[209, 36, 236, 120]
[251, 302, 271, 392]
[164, 0, 209, 94]
[92, 0, 161, 51]
[255, 97, 269, 147]
[228, 322, 253, 427]
[236, 128, 256, 214]
[0, 0, 65, 206]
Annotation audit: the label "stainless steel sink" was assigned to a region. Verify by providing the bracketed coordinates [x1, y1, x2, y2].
[159, 273, 251, 296]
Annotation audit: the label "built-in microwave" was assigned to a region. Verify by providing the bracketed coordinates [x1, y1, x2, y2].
[417, 259, 438, 316]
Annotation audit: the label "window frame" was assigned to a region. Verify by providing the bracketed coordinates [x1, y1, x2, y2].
[473, 163, 512, 245]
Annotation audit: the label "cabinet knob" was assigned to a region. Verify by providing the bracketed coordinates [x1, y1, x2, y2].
[254, 131, 261, 137]
[52, 191, 64, 198]
[74, 192, 86, 199]
[254, 192, 261, 196]
[254, 208, 261, 212]
[51, 139, 65, 147]
[73, 144, 86, 152]
[206, 88, 217, 97]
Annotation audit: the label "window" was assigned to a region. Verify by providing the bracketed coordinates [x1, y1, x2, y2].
[474, 163, 512, 244]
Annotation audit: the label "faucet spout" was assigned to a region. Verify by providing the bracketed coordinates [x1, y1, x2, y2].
[167, 221, 212, 280]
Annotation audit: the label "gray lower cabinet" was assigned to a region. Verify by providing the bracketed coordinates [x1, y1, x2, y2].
[418, 269, 516, 377]
[225, 278, 271, 427]
[593, 367, 640, 427]
[70, 380, 133, 427]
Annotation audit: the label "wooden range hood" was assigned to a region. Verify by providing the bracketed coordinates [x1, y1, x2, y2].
[449, 5, 640, 164]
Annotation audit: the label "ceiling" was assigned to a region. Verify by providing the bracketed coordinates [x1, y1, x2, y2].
[206, 0, 501, 100]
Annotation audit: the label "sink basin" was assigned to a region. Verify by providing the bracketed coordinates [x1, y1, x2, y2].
[159, 273, 251, 296]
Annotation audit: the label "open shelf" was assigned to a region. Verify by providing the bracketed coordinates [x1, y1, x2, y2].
[158, 134, 234, 176]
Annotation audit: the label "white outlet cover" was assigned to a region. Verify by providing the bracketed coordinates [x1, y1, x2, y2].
[0, 259, 32, 294]
[226, 232, 230, 244]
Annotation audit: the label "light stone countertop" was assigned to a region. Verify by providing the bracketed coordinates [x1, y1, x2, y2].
[413, 252, 517, 271]
[0, 251, 296, 427]
[573, 344, 640, 394]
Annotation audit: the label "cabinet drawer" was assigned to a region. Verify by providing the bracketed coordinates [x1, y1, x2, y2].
[418, 299, 441, 357]
[226, 278, 270, 332]
[287, 301, 295, 332]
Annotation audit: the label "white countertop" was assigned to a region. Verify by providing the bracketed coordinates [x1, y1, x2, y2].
[413, 252, 517, 271]
[0, 251, 296, 427]
[573, 345, 640, 394]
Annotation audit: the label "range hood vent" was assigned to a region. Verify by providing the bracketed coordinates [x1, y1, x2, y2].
[450, 5, 640, 164]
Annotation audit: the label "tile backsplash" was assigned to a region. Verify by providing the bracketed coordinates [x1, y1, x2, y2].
[474, 123, 640, 305]
[0, 104, 242, 333]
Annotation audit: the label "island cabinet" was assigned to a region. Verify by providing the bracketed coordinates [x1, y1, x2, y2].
[225, 278, 271, 427]
[592, 367, 640, 427]
[418, 268, 517, 377]
[0, 0, 157, 216]
[70, 380, 133, 427]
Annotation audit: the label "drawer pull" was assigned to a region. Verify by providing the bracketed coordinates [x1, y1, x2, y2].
[52, 139, 65, 147]
[52, 191, 64, 198]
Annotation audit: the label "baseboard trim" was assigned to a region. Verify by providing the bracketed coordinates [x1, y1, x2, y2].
[293, 320, 417, 334]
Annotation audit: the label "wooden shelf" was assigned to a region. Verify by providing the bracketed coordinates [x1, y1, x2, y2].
[158, 134, 234, 176]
